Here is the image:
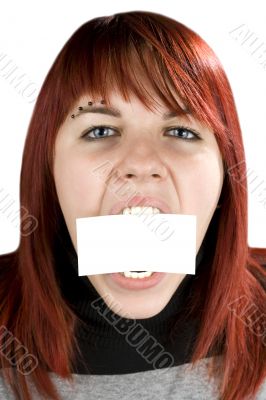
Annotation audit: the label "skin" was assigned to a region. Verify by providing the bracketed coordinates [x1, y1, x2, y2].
[53, 89, 224, 319]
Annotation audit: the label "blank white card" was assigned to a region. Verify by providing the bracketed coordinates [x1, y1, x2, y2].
[76, 213, 196, 275]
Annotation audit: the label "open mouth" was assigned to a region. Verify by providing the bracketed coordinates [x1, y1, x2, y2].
[109, 271, 166, 290]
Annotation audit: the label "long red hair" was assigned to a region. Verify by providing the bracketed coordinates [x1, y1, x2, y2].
[1, 10, 266, 400]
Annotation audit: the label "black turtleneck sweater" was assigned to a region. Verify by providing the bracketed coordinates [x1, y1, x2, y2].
[2, 212, 266, 399]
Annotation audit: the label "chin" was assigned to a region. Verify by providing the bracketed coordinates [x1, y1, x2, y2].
[106, 296, 167, 319]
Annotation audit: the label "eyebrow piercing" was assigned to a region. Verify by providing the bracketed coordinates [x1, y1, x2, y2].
[70, 99, 106, 118]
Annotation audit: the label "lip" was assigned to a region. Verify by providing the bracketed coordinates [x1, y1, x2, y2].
[110, 195, 172, 215]
[108, 272, 167, 290]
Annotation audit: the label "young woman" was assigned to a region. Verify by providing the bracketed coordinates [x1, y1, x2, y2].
[1, 10, 266, 400]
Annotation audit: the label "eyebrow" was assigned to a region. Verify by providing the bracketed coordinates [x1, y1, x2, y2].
[71, 106, 190, 120]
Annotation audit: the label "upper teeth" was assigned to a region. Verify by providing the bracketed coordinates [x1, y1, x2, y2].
[122, 270, 154, 278]
[120, 206, 161, 215]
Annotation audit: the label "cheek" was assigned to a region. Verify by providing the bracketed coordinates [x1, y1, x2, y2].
[172, 151, 223, 251]
[175, 150, 223, 212]
[53, 151, 105, 220]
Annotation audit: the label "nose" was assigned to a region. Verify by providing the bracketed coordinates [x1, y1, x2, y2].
[116, 140, 168, 183]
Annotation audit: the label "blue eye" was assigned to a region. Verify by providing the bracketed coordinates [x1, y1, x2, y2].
[165, 126, 201, 141]
[81, 125, 201, 141]
[81, 126, 117, 140]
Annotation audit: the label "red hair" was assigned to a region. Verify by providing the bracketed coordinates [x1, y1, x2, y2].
[1, 10, 266, 400]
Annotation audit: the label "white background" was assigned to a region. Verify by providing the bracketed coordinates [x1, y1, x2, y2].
[0, 0, 265, 253]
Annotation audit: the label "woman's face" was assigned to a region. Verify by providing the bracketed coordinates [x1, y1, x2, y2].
[53, 90, 224, 319]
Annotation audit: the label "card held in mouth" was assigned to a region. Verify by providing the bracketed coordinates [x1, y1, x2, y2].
[76, 213, 196, 275]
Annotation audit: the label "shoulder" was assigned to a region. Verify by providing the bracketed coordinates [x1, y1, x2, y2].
[0, 251, 18, 303]
[0, 250, 17, 271]
[249, 247, 266, 292]
[0, 368, 16, 399]
[250, 247, 266, 266]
